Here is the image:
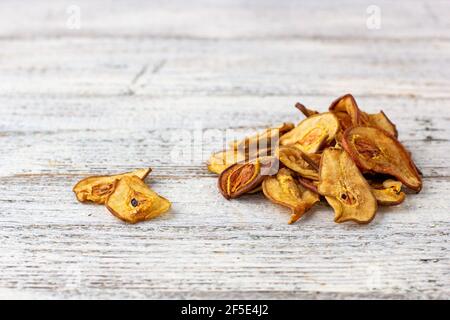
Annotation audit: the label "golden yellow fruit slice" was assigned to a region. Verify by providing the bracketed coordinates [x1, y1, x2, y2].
[105, 175, 171, 224]
[279, 113, 340, 153]
[73, 168, 151, 204]
[318, 148, 377, 224]
[262, 168, 319, 224]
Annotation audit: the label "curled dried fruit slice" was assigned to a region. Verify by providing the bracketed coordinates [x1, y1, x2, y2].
[318, 148, 377, 224]
[262, 168, 319, 224]
[218, 157, 277, 199]
[207, 149, 244, 175]
[330, 94, 398, 137]
[342, 126, 422, 192]
[367, 111, 398, 137]
[230, 123, 295, 154]
[295, 102, 319, 118]
[277, 146, 319, 180]
[73, 168, 151, 204]
[105, 176, 171, 224]
[280, 113, 340, 153]
[370, 179, 406, 206]
[329, 94, 364, 126]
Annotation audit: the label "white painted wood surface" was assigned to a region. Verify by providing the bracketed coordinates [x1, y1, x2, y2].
[0, 0, 449, 299]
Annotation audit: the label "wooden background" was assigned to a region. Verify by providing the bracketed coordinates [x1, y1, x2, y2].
[0, 0, 449, 299]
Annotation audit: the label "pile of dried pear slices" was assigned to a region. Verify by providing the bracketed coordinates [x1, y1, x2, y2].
[208, 94, 422, 224]
[73, 168, 171, 223]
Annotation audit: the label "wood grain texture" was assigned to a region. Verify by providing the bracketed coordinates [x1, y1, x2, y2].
[0, 0, 449, 299]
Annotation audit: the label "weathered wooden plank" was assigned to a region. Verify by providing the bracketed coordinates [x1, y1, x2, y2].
[1, 37, 450, 98]
[0, 0, 449, 40]
[0, 95, 448, 178]
[0, 175, 448, 299]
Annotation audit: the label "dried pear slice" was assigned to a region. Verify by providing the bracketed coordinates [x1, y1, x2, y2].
[370, 179, 406, 206]
[318, 148, 377, 224]
[367, 111, 398, 137]
[73, 168, 152, 204]
[230, 122, 295, 153]
[279, 113, 340, 153]
[295, 102, 319, 118]
[330, 94, 398, 137]
[105, 175, 171, 224]
[329, 94, 365, 126]
[262, 168, 319, 224]
[207, 149, 244, 175]
[218, 157, 277, 199]
[342, 126, 422, 192]
[277, 146, 319, 180]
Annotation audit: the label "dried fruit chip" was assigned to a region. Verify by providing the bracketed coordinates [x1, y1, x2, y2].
[318, 148, 377, 224]
[279, 112, 340, 153]
[330, 94, 398, 137]
[218, 157, 276, 199]
[367, 111, 398, 137]
[277, 146, 319, 180]
[295, 102, 319, 118]
[262, 168, 319, 224]
[105, 175, 171, 224]
[329, 94, 364, 126]
[230, 123, 294, 154]
[73, 168, 151, 204]
[342, 126, 422, 192]
[370, 179, 406, 206]
[207, 149, 244, 175]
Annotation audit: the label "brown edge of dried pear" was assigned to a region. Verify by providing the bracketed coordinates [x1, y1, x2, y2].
[73, 168, 152, 204]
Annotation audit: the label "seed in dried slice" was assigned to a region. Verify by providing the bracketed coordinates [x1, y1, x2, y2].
[230, 122, 295, 154]
[279, 113, 340, 153]
[218, 157, 277, 199]
[277, 146, 319, 180]
[318, 148, 377, 224]
[73, 168, 152, 204]
[342, 126, 422, 192]
[263, 168, 319, 224]
[367, 111, 398, 137]
[105, 176, 171, 224]
[370, 179, 406, 206]
[207, 149, 244, 175]
[295, 102, 319, 118]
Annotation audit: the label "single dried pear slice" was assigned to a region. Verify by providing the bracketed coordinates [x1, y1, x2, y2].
[367, 111, 398, 137]
[207, 149, 244, 175]
[262, 168, 319, 224]
[329, 94, 365, 126]
[342, 126, 422, 192]
[230, 122, 295, 154]
[105, 175, 171, 224]
[73, 168, 152, 204]
[218, 157, 276, 199]
[295, 102, 319, 118]
[277, 146, 319, 180]
[318, 148, 377, 224]
[370, 179, 406, 206]
[279, 113, 340, 153]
